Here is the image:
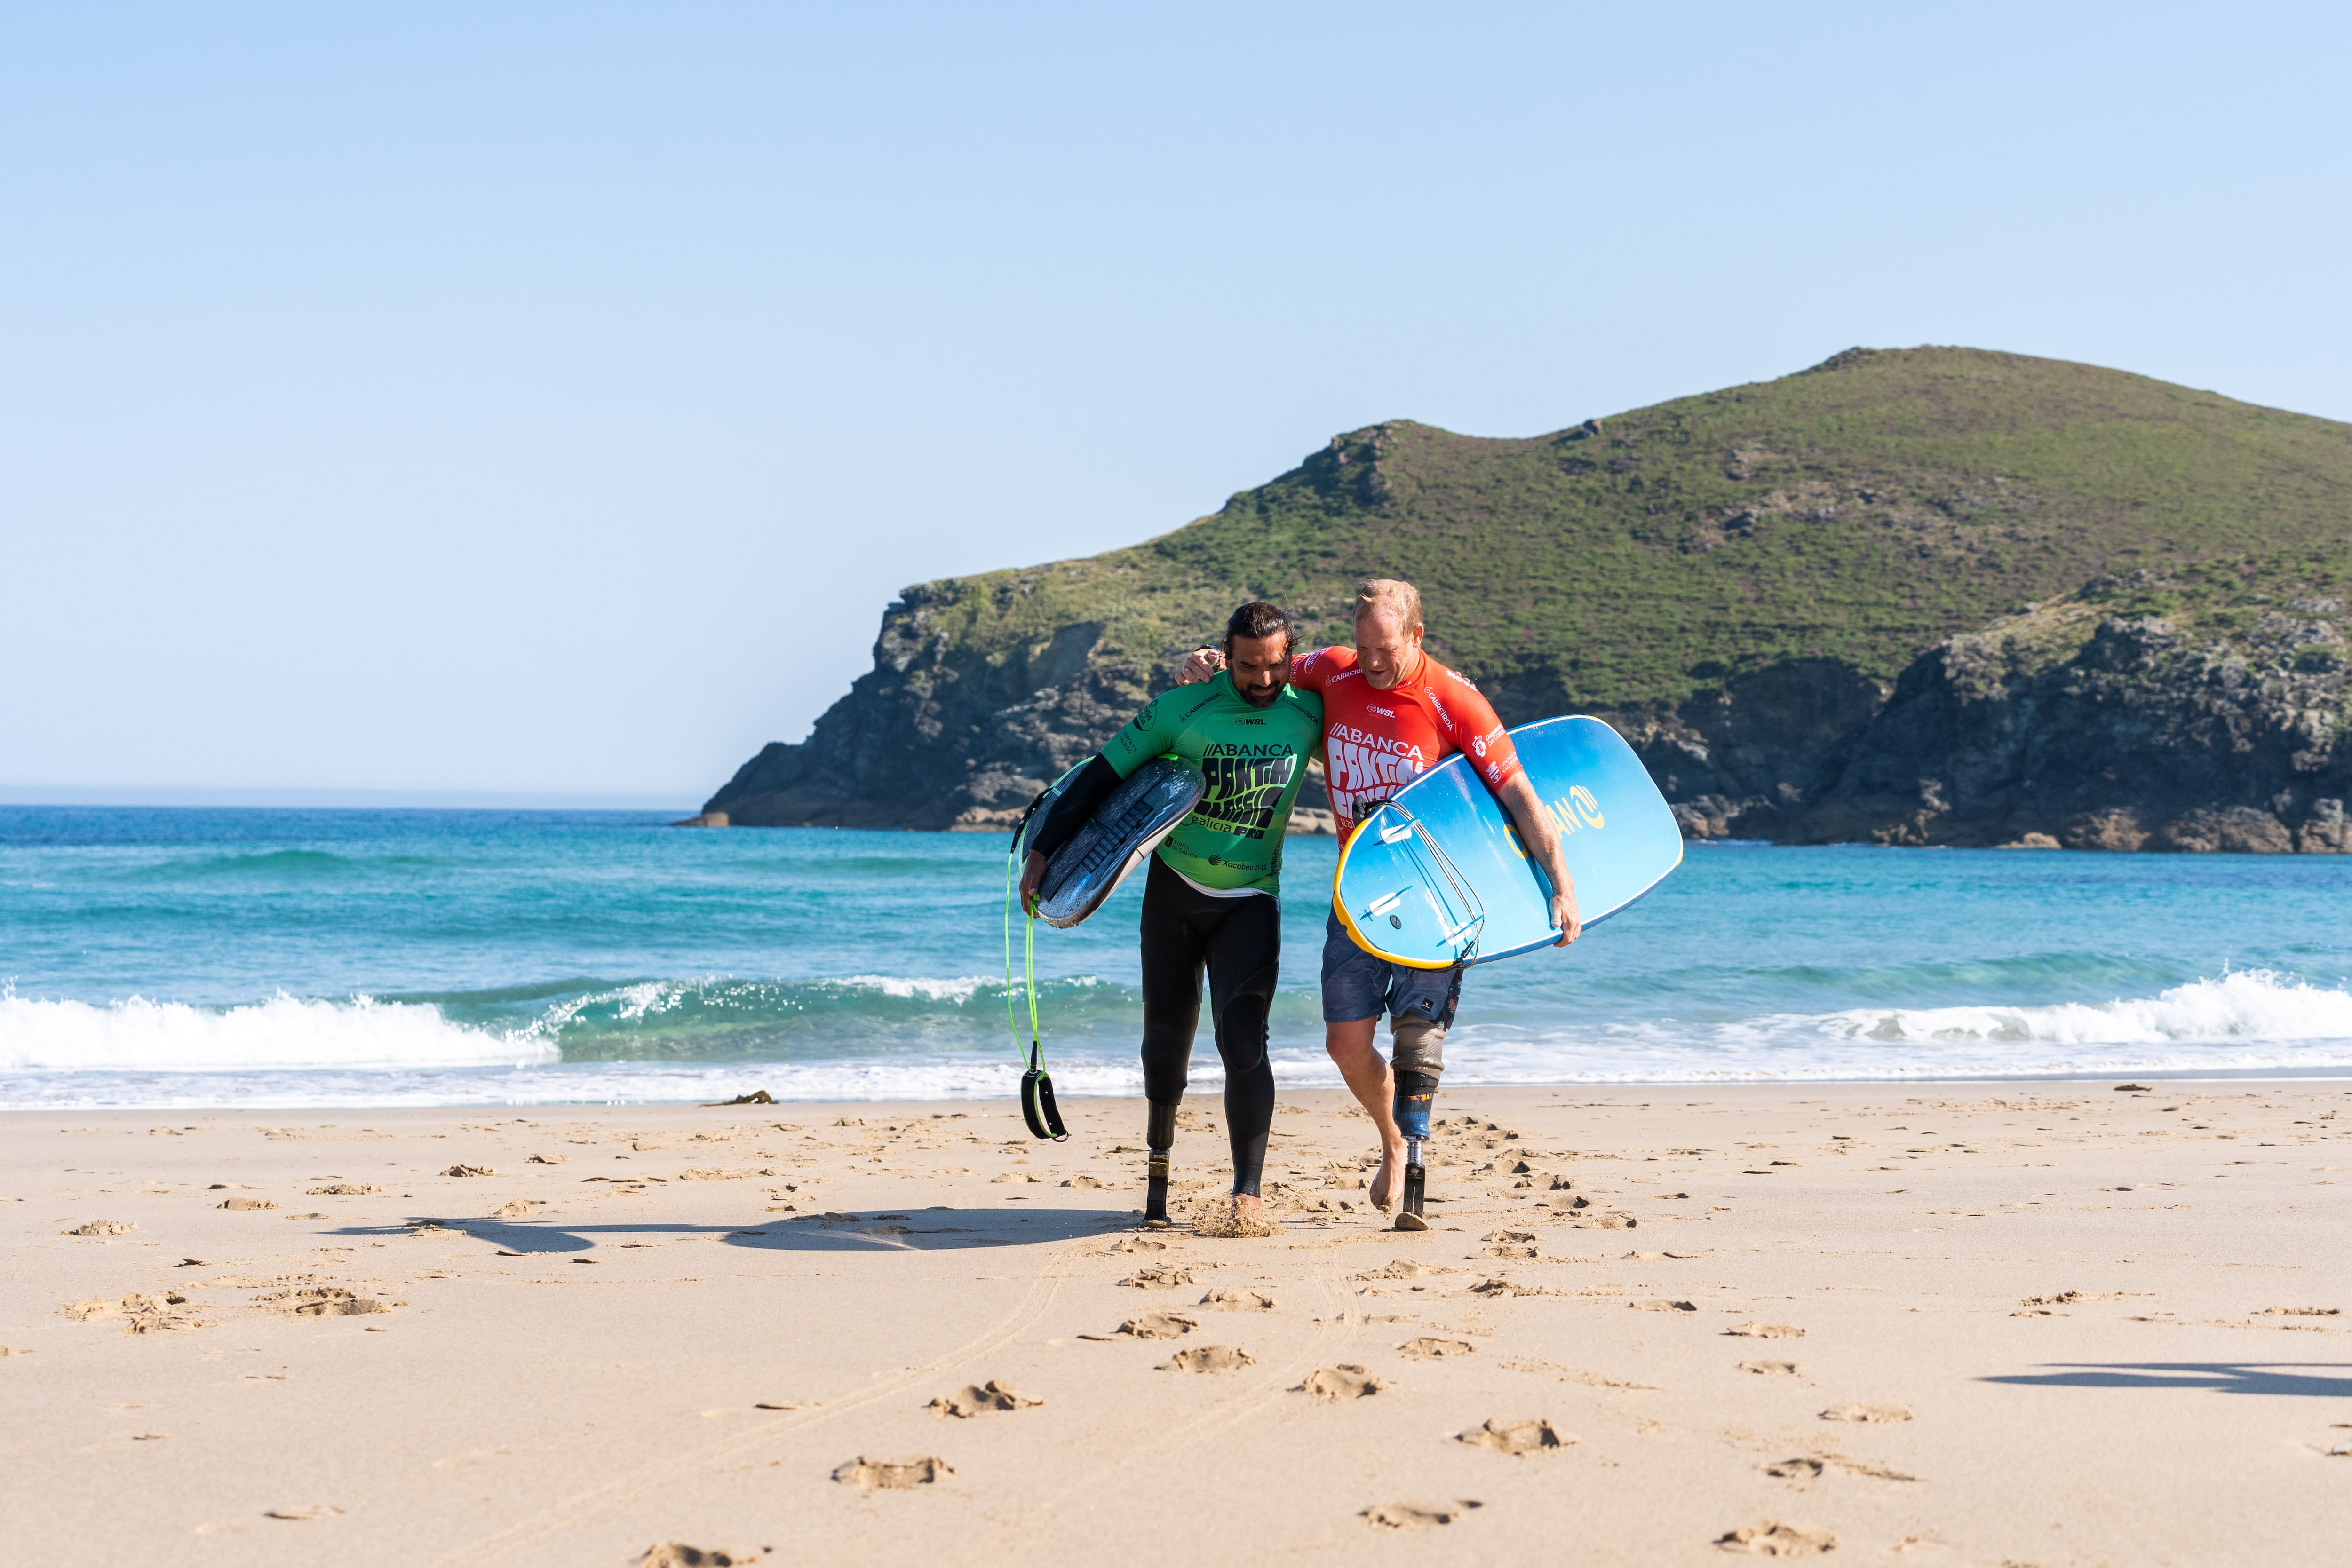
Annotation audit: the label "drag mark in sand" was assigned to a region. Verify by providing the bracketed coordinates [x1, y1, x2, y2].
[1362, 1500, 1482, 1530]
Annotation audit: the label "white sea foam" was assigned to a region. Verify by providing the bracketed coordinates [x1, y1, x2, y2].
[1444, 969, 2352, 1085]
[0, 989, 556, 1073]
[4, 970, 2348, 1108]
[1828, 968, 2352, 1046]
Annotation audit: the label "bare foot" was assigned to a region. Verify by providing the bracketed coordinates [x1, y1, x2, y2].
[1367, 1144, 1405, 1212]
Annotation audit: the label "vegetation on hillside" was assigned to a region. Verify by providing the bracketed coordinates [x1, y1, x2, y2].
[917, 347, 2352, 723]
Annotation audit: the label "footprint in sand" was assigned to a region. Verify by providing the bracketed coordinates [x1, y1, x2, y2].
[637, 1544, 765, 1567]
[218, 1197, 278, 1210]
[832, 1456, 951, 1489]
[1118, 1267, 1195, 1290]
[1715, 1520, 1836, 1555]
[263, 1504, 344, 1521]
[1819, 1402, 1912, 1423]
[1160, 1345, 1254, 1373]
[1062, 1176, 1104, 1189]
[927, 1380, 1042, 1418]
[1103, 1312, 1197, 1341]
[1457, 1418, 1567, 1454]
[1296, 1366, 1383, 1400]
[1199, 1289, 1275, 1312]
[263, 1287, 392, 1317]
[1191, 1203, 1278, 1238]
[1354, 1259, 1452, 1281]
[1101, 1236, 1167, 1255]
[308, 1184, 379, 1196]
[1362, 1500, 1481, 1530]
[1629, 1299, 1697, 1313]
[1399, 1337, 1475, 1360]
[1740, 1360, 1803, 1376]
[1726, 1323, 1805, 1339]
[63, 1220, 137, 1236]
[1762, 1457, 1826, 1483]
[496, 1199, 546, 1218]
[442, 1165, 494, 1177]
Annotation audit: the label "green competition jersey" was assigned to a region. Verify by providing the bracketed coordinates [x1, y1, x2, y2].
[1100, 673, 1326, 895]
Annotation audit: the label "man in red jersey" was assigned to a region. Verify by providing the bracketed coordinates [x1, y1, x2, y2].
[1178, 580, 1578, 1227]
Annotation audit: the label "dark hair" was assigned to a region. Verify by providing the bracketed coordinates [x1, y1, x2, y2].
[1222, 601, 1292, 656]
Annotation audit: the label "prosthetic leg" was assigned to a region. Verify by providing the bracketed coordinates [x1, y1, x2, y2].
[1143, 1100, 1177, 1229]
[1390, 1012, 1446, 1233]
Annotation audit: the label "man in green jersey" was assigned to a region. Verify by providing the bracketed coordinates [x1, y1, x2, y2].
[1020, 602, 1324, 1232]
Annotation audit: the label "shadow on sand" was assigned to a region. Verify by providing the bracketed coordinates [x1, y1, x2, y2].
[1983, 1362, 2352, 1399]
[330, 1203, 1142, 1255]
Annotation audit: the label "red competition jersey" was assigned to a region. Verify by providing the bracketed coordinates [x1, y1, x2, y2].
[1288, 646, 1523, 837]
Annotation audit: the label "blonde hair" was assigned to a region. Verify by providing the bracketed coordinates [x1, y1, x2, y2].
[1353, 578, 1422, 631]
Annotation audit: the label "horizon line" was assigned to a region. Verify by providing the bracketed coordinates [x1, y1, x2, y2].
[0, 785, 706, 811]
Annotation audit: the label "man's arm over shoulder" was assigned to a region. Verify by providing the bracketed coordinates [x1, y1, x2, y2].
[1285, 645, 1352, 693]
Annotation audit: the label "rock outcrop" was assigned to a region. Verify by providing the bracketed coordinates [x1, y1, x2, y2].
[705, 347, 2352, 851]
[1656, 587, 2349, 851]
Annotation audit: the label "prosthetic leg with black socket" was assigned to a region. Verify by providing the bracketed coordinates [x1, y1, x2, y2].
[1389, 1010, 1446, 1233]
[1143, 1099, 1177, 1229]
[1391, 1069, 1436, 1231]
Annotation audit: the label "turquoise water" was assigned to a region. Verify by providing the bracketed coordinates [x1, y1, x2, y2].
[4, 805, 2350, 1109]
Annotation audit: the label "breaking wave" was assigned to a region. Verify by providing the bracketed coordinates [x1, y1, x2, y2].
[4, 969, 2348, 1107]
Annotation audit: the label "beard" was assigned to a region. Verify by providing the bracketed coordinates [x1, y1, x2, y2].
[1237, 676, 1284, 708]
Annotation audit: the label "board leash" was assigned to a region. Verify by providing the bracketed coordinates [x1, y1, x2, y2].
[1004, 835, 1068, 1141]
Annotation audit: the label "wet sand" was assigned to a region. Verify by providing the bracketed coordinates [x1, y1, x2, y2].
[6, 1082, 2349, 1566]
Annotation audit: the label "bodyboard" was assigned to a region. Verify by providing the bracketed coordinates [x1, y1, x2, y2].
[1020, 757, 1206, 929]
[1330, 714, 1682, 968]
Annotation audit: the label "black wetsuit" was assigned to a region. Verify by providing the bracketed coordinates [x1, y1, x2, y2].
[1029, 741, 1295, 1197]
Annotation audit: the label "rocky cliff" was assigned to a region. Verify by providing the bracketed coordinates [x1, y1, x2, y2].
[707, 348, 2352, 850]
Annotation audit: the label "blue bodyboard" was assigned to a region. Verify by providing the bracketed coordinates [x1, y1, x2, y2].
[1330, 715, 1682, 969]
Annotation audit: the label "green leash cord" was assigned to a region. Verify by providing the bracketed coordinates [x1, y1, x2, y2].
[1005, 839, 1066, 1140]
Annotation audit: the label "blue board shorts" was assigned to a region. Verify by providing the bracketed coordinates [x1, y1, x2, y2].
[1322, 910, 1463, 1029]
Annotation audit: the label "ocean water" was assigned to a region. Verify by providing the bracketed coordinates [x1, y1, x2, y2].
[3, 805, 2350, 1110]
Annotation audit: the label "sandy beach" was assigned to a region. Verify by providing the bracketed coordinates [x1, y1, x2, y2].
[7, 1081, 2349, 1566]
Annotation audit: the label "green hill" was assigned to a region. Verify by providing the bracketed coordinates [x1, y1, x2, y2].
[707, 347, 2352, 848]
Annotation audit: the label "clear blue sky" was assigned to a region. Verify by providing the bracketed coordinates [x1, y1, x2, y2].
[4, 2, 2345, 801]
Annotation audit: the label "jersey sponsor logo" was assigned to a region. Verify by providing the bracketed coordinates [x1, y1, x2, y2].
[1134, 698, 1159, 729]
[1471, 735, 1487, 758]
[1325, 736, 1428, 815]
[1327, 723, 1426, 758]
[1189, 748, 1299, 840]
[1367, 704, 1397, 718]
